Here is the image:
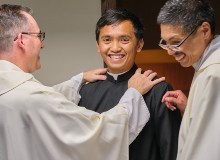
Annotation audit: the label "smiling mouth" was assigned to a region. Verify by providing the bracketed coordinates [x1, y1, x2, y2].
[108, 54, 125, 61]
[174, 52, 185, 62]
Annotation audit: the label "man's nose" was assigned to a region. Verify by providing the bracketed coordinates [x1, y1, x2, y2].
[167, 48, 176, 55]
[110, 41, 121, 52]
[41, 42, 45, 49]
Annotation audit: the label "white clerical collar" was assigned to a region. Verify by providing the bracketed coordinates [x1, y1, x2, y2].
[107, 70, 129, 80]
[193, 35, 220, 71]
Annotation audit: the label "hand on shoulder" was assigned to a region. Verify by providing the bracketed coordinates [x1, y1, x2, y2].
[83, 68, 107, 83]
[128, 68, 165, 95]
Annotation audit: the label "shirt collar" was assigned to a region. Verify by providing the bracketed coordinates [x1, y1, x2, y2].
[106, 65, 138, 83]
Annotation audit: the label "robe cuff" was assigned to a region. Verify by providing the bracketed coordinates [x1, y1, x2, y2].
[119, 88, 150, 144]
[70, 73, 84, 104]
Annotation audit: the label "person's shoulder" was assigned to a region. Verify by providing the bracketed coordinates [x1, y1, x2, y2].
[80, 80, 108, 91]
[23, 80, 66, 105]
[142, 77, 172, 102]
[152, 76, 172, 91]
[84, 80, 104, 86]
[206, 63, 220, 74]
[200, 63, 220, 80]
[140, 68, 171, 89]
[11, 80, 67, 117]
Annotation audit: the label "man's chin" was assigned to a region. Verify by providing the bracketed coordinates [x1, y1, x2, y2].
[179, 62, 191, 68]
[36, 64, 41, 70]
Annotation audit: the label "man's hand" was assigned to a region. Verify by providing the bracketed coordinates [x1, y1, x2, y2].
[83, 68, 107, 82]
[128, 68, 165, 95]
[162, 90, 187, 114]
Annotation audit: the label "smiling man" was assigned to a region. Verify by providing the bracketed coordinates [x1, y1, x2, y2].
[0, 4, 166, 160]
[79, 8, 182, 160]
[157, 0, 220, 160]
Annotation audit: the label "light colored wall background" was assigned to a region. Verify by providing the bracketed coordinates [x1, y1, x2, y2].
[1, 0, 103, 85]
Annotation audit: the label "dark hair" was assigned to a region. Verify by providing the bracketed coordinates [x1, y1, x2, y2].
[95, 8, 144, 43]
[0, 4, 33, 52]
[157, 0, 215, 34]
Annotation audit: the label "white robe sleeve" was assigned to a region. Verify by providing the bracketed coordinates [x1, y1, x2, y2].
[53, 73, 83, 104]
[119, 88, 150, 144]
[22, 88, 130, 160]
[53, 73, 149, 144]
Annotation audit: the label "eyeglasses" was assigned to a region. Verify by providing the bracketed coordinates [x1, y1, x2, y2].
[14, 31, 45, 42]
[22, 32, 45, 41]
[158, 27, 198, 52]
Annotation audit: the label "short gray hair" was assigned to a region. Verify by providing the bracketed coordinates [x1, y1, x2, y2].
[0, 4, 33, 53]
[157, 0, 215, 34]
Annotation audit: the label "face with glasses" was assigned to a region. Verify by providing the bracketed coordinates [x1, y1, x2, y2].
[159, 24, 207, 67]
[16, 11, 45, 73]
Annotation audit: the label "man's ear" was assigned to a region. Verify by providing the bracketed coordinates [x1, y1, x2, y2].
[136, 38, 144, 53]
[96, 41, 101, 53]
[200, 21, 212, 39]
[15, 33, 25, 51]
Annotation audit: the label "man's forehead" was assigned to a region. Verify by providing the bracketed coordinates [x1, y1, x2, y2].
[160, 24, 185, 39]
[102, 20, 133, 29]
[161, 24, 183, 32]
[100, 21, 134, 33]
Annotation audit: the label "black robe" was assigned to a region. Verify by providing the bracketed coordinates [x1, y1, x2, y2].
[79, 65, 181, 160]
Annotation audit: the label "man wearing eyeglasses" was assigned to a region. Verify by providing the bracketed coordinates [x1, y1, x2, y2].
[157, 0, 220, 160]
[0, 4, 165, 160]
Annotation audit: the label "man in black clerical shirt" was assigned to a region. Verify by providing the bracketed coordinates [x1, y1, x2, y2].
[79, 8, 181, 160]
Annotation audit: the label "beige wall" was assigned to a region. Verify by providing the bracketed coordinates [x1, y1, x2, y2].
[1, 0, 103, 85]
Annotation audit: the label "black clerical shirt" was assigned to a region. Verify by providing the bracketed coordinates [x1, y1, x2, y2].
[79, 65, 181, 160]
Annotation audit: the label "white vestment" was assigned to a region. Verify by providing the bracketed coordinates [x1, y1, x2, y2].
[177, 36, 220, 160]
[0, 60, 149, 160]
